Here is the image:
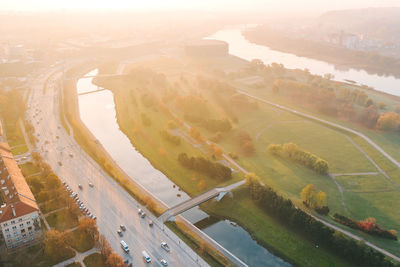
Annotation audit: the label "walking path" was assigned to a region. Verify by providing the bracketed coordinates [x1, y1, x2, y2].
[52, 247, 98, 267]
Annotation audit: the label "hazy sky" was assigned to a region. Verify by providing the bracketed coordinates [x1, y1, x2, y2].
[2, 0, 400, 13]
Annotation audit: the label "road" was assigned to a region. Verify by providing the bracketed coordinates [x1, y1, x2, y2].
[25, 66, 209, 267]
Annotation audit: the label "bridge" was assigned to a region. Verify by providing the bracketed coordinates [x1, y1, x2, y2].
[158, 180, 245, 223]
[78, 88, 107, 96]
[64, 73, 129, 81]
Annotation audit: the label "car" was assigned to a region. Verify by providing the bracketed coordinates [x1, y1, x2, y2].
[88, 183, 94, 187]
[160, 259, 168, 266]
[117, 229, 123, 237]
[142, 251, 151, 263]
[161, 242, 170, 252]
[138, 208, 143, 215]
[141, 212, 146, 218]
[78, 184, 83, 190]
[120, 225, 126, 231]
[120, 240, 129, 252]
[93, 216, 97, 220]
[148, 220, 153, 227]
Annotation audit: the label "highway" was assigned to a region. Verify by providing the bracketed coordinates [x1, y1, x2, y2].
[25, 66, 209, 267]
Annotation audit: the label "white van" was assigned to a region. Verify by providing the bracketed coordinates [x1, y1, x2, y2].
[120, 240, 129, 252]
[142, 250, 151, 263]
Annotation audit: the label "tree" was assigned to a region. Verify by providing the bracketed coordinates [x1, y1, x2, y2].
[376, 112, 400, 131]
[359, 105, 379, 128]
[27, 176, 43, 194]
[197, 179, 206, 191]
[245, 173, 262, 201]
[44, 230, 68, 260]
[96, 234, 112, 260]
[105, 252, 125, 267]
[315, 191, 327, 207]
[314, 159, 329, 174]
[300, 184, 316, 207]
[78, 217, 99, 241]
[214, 146, 223, 158]
[283, 142, 299, 157]
[46, 173, 61, 190]
[267, 144, 282, 155]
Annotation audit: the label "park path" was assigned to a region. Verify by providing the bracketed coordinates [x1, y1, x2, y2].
[52, 247, 98, 267]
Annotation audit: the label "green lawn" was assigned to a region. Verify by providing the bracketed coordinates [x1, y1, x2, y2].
[83, 253, 106, 267]
[46, 209, 79, 231]
[203, 187, 353, 267]
[335, 174, 394, 192]
[67, 229, 95, 253]
[20, 162, 41, 177]
[4, 120, 28, 154]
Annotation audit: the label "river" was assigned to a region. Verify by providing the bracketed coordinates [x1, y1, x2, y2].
[207, 26, 400, 97]
[77, 70, 291, 267]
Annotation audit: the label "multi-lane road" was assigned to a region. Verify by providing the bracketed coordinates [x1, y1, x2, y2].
[25, 66, 209, 267]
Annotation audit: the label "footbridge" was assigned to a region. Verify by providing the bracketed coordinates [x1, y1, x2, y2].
[158, 180, 245, 223]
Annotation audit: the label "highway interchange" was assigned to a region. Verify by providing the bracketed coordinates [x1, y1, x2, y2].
[25, 65, 209, 267]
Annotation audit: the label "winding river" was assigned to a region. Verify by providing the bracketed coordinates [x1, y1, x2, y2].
[77, 70, 291, 267]
[207, 26, 400, 97]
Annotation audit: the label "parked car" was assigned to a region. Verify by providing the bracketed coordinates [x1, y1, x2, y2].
[160, 259, 168, 266]
[161, 242, 170, 252]
[117, 229, 123, 237]
[138, 208, 143, 215]
[141, 212, 146, 218]
[148, 220, 153, 227]
[120, 225, 126, 231]
[89, 183, 94, 187]
[78, 184, 83, 190]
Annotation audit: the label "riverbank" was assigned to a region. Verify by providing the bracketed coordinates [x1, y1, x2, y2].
[62, 64, 166, 216]
[243, 26, 400, 79]
[62, 65, 237, 267]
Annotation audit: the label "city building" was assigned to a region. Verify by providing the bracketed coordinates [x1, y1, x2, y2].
[0, 142, 42, 250]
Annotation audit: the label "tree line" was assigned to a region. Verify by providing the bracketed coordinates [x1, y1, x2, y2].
[245, 174, 398, 267]
[268, 142, 329, 174]
[160, 129, 181, 145]
[334, 214, 397, 241]
[178, 153, 232, 182]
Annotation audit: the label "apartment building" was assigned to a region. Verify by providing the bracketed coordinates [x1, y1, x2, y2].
[0, 142, 42, 249]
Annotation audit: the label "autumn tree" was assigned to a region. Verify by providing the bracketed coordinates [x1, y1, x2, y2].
[314, 159, 329, 174]
[96, 234, 112, 260]
[197, 179, 206, 191]
[214, 146, 223, 158]
[44, 230, 69, 261]
[315, 191, 327, 207]
[245, 173, 263, 201]
[376, 112, 400, 131]
[105, 252, 125, 267]
[301, 184, 316, 207]
[78, 217, 99, 241]
[267, 144, 282, 155]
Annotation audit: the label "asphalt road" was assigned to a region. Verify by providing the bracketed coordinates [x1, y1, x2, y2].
[25, 66, 209, 267]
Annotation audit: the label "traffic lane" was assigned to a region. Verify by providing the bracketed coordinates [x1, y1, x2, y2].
[29, 72, 206, 266]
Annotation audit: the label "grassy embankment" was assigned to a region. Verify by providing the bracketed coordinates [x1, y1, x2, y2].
[61, 63, 166, 216]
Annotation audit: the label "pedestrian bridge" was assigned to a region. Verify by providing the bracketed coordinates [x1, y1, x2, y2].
[158, 180, 245, 223]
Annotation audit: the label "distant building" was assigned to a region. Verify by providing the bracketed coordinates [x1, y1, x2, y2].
[185, 40, 228, 57]
[0, 143, 42, 250]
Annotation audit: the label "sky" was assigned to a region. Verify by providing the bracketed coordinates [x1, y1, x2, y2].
[2, 0, 400, 13]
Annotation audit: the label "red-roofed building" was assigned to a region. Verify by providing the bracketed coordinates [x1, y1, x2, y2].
[0, 142, 42, 249]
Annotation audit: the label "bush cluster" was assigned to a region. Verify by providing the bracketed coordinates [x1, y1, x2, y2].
[268, 142, 329, 174]
[334, 214, 397, 241]
[160, 130, 181, 145]
[178, 153, 231, 181]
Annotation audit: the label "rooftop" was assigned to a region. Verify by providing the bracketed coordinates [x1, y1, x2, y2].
[0, 142, 38, 222]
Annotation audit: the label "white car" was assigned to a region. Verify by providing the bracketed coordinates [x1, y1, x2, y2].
[160, 259, 168, 266]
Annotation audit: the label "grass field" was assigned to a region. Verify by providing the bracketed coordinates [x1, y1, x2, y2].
[67, 229, 95, 253]
[83, 253, 106, 267]
[4, 120, 28, 155]
[46, 209, 79, 231]
[203, 187, 353, 267]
